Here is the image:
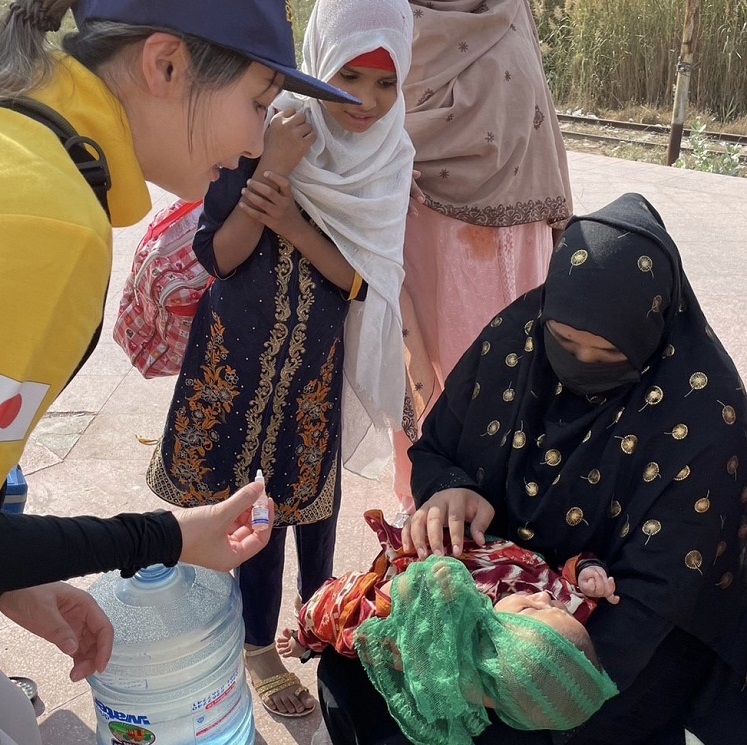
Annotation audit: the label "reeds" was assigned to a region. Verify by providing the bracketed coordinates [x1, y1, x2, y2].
[533, 0, 747, 122]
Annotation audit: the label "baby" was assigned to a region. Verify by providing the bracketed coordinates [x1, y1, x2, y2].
[278, 509, 619, 662]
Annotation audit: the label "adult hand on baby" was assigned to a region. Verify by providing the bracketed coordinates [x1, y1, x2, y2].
[262, 108, 316, 176]
[401, 488, 495, 559]
[238, 172, 305, 243]
[578, 565, 620, 604]
[0, 582, 113, 682]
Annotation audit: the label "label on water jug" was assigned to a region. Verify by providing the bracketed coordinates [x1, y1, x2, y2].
[192, 662, 243, 740]
[108, 720, 156, 744]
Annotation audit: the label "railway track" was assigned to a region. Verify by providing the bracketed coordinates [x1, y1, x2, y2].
[556, 112, 747, 167]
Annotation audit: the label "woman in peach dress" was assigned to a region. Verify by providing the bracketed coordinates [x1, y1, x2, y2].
[394, 0, 573, 510]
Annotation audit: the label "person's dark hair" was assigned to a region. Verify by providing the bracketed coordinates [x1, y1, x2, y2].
[0, 0, 252, 133]
[565, 624, 602, 670]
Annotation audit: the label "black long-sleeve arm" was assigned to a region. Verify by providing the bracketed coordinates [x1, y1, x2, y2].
[0, 510, 182, 593]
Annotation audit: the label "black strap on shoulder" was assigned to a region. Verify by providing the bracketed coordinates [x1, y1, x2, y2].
[1, 96, 111, 220]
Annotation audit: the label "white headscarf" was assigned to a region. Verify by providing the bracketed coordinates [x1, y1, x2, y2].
[275, 0, 415, 477]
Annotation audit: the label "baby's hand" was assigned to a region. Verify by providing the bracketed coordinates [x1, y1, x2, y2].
[578, 565, 620, 604]
[263, 109, 316, 175]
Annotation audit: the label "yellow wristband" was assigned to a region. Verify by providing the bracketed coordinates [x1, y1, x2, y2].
[348, 271, 364, 301]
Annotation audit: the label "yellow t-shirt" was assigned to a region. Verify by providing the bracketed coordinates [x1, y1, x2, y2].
[0, 55, 151, 477]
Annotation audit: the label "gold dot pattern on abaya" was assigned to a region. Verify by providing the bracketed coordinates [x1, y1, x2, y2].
[715, 540, 726, 558]
[513, 430, 527, 449]
[518, 526, 535, 540]
[472, 382, 481, 400]
[536, 433, 546, 448]
[685, 372, 708, 397]
[503, 387, 515, 402]
[506, 353, 519, 367]
[662, 344, 675, 358]
[694, 496, 711, 513]
[552, 474, 561, 485]
[476, 467, 485, 485]
[485, 420, 500, 436]
[490, 315, 503, 327]
[620, 516, 630, 538]
[570, 249, 588, 268]
[643, 462, 660, 482]
[555, 382, 563, 395]
[720, 402, 737, 424]
[609, 500, 622, 518]
[642, 519, 661, 544]
[640, 386, 664, 411]
[619, 435, 638, 454]
[649, 295, 663, 315]
[524, 337, 534, 353]
[615, 407, 625, 422]
[481, 341, 491, 356]
[525, 481, 539, 497]
[524, 321, 533, 335]
[637, 255, 654, 274]
[727, 456, 739, 478]
[674, 465, 691, 481]
[582, 430, 592, 443]
[566, 507, 586, 526]
[669, 424, 688, 440]
[717, 573, 733, 589]
[501, 434, 508, 447]
[583, 469, 601, 484]
[685, 550, 703, 572]
[544, 449, 562, 466]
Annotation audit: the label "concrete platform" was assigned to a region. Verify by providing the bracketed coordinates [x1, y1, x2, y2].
[4, 150, 746, 744]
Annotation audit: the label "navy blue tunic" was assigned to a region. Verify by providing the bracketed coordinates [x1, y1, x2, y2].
[149, 158, 347, 526]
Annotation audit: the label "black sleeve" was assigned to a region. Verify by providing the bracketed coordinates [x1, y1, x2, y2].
[409, 336, 484, 507]
[0, 510, 182, 593]
[193, 157, 258, 276]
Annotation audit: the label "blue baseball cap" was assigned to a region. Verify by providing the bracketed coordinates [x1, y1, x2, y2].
[73, 0, 360, 104]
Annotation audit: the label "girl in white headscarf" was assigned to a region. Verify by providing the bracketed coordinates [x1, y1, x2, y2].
[148, 0, 414, 718]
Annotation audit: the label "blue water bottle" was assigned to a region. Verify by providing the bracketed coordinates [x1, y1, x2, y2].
[87, 564, 253, 744]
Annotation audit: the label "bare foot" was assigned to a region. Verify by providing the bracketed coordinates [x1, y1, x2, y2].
[276, 628, 306, 659]
[244, 644, 315, 716]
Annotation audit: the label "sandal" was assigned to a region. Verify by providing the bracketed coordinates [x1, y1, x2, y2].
[245, 644, 316, 718]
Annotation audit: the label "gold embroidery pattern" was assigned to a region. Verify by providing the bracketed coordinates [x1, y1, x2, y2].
[685, 550, 703, 573]
[279, 341, 339, 524]
[157, 312, 239, 506]
[674, 465, 691, 481]
[296, 459, 337, 524]
[642, 519, 661, 544]
[566, 507, 586, 526]
[619, 434, 637, 454]
[234, 241, 295, 485]
[643, 462, 660, 482]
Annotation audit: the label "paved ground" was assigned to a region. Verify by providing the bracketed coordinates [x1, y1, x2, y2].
[4, 150, 744, 744]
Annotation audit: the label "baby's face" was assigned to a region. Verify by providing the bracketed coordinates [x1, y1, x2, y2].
[494, 591, 588, 642]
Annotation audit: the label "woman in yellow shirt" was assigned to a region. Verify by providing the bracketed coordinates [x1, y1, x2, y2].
[0, 2, 356, 743]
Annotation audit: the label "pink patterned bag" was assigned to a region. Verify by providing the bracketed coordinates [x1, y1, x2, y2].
[113, 199, 213, 378]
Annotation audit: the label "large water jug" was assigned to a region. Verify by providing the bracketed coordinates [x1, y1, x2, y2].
[87, 563, 254, 745]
